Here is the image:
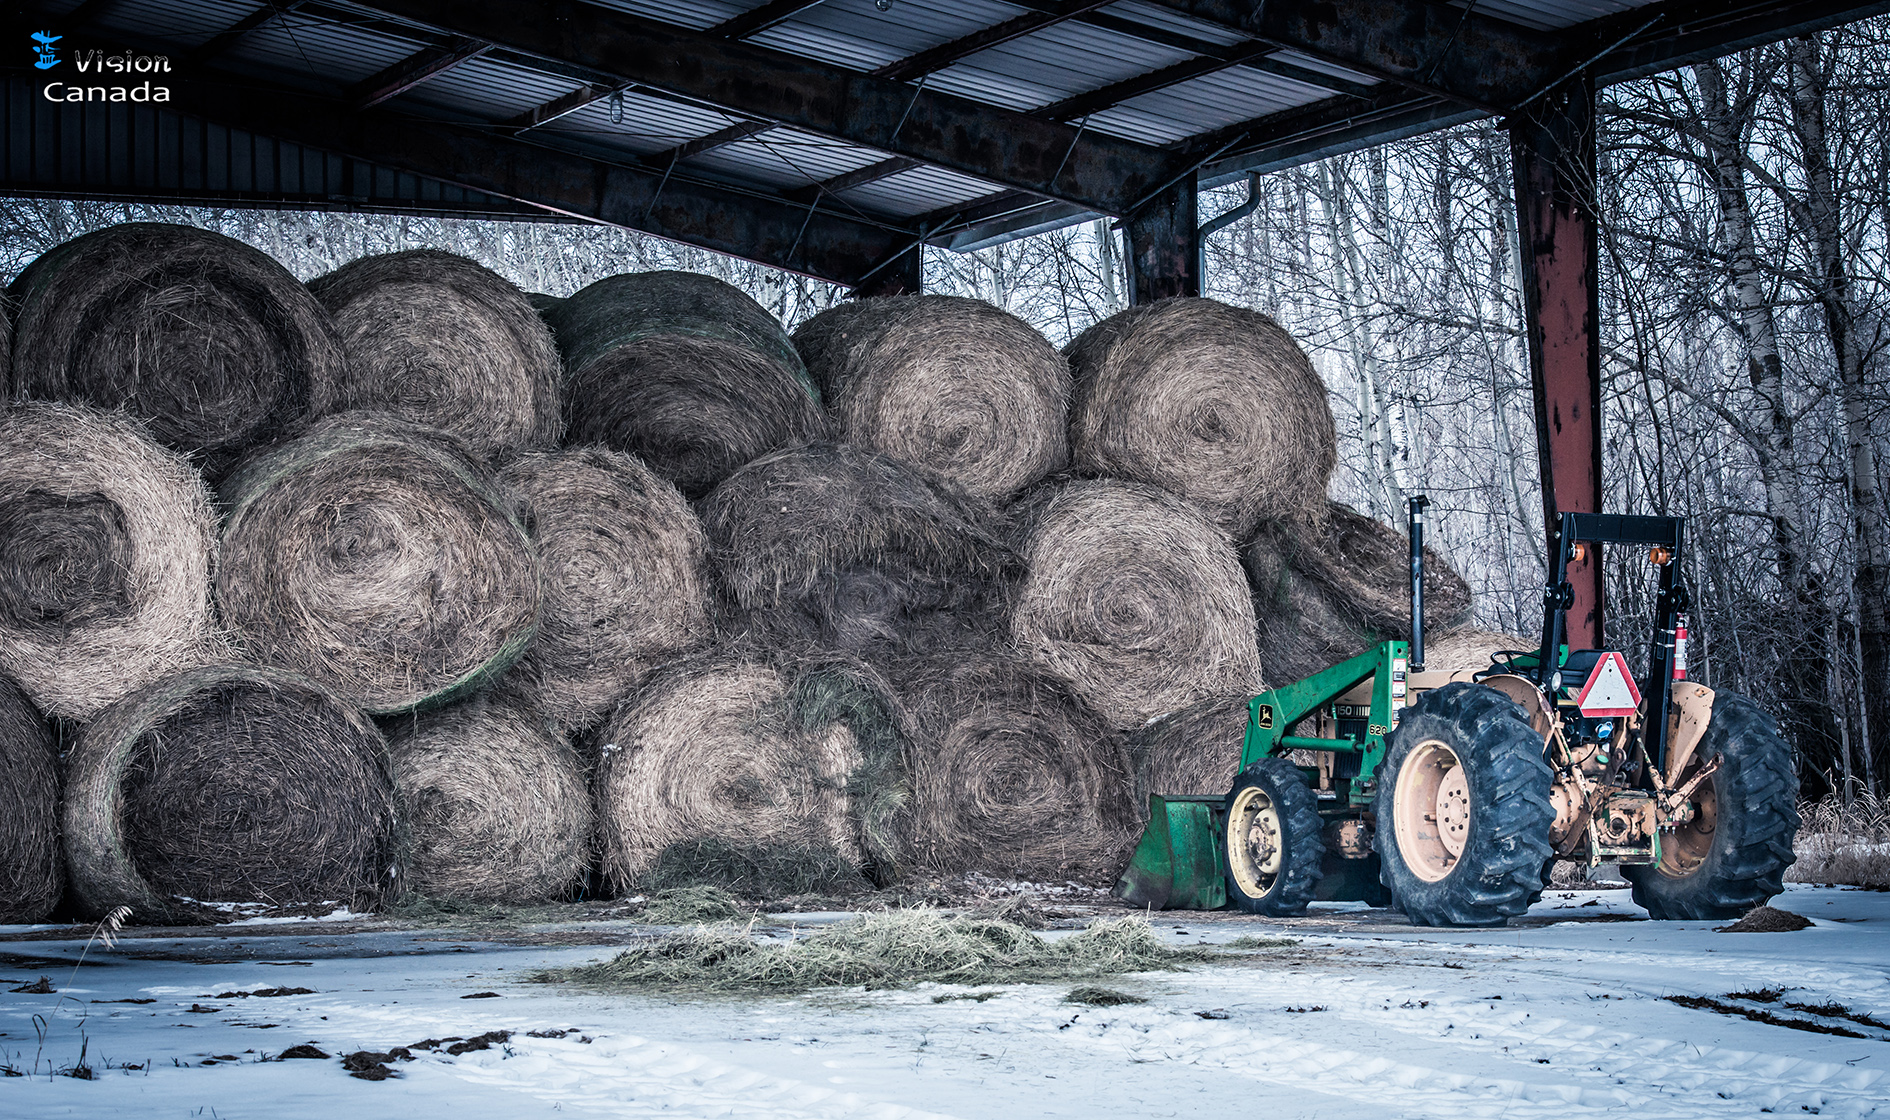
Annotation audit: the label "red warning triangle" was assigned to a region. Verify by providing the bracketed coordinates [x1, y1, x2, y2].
[1575, 651, 1642, 717]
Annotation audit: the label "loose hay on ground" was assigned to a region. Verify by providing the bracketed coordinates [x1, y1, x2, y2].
[61, 664, 398, 925]
[8, 222, 341, 475]
[0, 671, 61, 922]
[216, 413, 541, 715]
[0, 402, 223, 720]
[1010, 480, 1263, 729]
[640, 885, 747, 925]
[500, 449, 710, 733]
[307, 250, 563, 458]
[549, 271, 824, 499]
[385, 696, 592, 905]
[1065, 298, 1335, 537]
[791, 295, 1069, 500]
[536, 911, 1198, 993]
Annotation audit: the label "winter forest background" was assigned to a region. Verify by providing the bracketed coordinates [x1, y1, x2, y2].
[3, 24, 1887, 801]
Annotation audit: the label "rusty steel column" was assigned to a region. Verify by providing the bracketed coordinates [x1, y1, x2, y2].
[1126, 172, 1200, 304]
[1512, 75, 1604, 648]
[852, 243, 923, 298]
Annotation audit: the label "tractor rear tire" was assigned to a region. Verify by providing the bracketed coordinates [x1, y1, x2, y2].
[1222, 757, 1324, 915]
[1377, 683, 1554, 927]
[1622, 692, 1799, 921]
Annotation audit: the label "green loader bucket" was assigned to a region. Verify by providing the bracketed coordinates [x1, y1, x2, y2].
[1113, 794, 1227, 910]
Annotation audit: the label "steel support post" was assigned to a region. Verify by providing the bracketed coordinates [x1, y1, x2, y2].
[1512, 75, 1604, 648]
[1126, 172, 1201, 304]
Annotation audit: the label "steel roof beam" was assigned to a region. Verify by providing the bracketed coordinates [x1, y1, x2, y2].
[347, 37, 493, 108]
[787, 156, 920, 203]
[870, 0, 1115, 83]
[649, 119, 776, 165]
[710, 0, 830, 40]
[500, 83, 615, 133]
[335, 0, 1179, 216]
[186, 2, 306, 65]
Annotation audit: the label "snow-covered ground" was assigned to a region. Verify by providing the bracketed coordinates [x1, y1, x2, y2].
[4, 883, 1886, 1119]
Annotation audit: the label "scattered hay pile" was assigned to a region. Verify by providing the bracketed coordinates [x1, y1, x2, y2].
[1010, 480, 1263, 729]
[387, 697, 591, 904]
[0, 402, 222, 720]
[549, 271, 824, 498]
[500, 449, 710, 733]
[61, 665, 399, 924]
[1244, 501, 1472, 683]
[0, 672, 61, 923]
[592, 657, 866, 896]
[792, 295, 1069, 500]
[538, 911, 1194, 993]
[7, 222, 341, 474]
[217, 413, 540, 715]
[896, 653, 1134, 881]
[307, 249, 563, 458]
[639, 885, 747, 924]
[1066, 298, 1335, 538]
[1125, 694, 1251, 810]
[699, 442, 1012, 658]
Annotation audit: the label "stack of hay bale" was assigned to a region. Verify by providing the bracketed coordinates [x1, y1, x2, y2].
[0, 222, 1481, 925]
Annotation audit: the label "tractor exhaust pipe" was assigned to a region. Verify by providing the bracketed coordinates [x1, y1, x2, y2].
[1409, 495, 1429, 672]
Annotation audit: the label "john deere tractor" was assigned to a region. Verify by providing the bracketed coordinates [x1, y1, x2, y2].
[1116, 499, 1799, 926]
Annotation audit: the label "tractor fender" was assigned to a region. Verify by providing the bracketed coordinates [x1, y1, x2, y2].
[1664, 682, 1716, 783]
[1479, 674, 1557, 739]
[1476, 674, 1581, 848]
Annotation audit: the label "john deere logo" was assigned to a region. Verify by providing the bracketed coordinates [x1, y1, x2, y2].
[31, 31, 60, 70]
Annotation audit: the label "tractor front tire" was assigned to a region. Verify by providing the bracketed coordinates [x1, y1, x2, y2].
[1377, 683, 1554, 927]
[1622, 692, 1799, 921]
[1222, 757, 1324, 915]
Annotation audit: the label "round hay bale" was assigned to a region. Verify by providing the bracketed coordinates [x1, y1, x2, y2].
[499, 449, 710, 734]
[0, 672, 61, 923]
[895, 653, 1134, 882]
[1421, 628, 1533, 676]
[0, 402, 221, 720]
[61, 665, 398, 924]
[307, 250, 563, 458]
[8, 222, 341, 474]
[593, 657, 865, 896]
[699, 442, 1013, 658]
[526, 292, 565, 316]
[217, 413, 541, 715]
[386, 696, 592, 904]
[1010, 480, 1264, 729]
[1125, 694, 1250, 812]
[792, 295, 1069, 500]
[548, 271, 824, 499]
[1065, 298, 1336, 537]
[1243, 500, 1473, 683]
[785, 657, 915, 885]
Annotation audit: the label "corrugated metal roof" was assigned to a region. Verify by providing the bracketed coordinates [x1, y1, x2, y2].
[752, 0, 1027, 73]
[839, 164, 1005, 218]
[1459, 0, 1654, 33]
[928, 19, 1198, 112]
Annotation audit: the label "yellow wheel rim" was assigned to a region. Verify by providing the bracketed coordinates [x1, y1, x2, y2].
[1393, 740, 1469, 883]
[1228, 784, 1283, 899]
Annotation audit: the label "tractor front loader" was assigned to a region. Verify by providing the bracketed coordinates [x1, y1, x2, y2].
[1116, 499, 1799, 926]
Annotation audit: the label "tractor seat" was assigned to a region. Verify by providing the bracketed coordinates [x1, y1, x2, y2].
[1558, 649, 1609, 685]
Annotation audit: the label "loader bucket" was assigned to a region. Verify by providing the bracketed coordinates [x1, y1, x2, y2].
[1112, 794, 1227, 910]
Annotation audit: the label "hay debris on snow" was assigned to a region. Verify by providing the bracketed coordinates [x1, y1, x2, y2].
[792, 295, 1069, 500]
[592, 657, 865, 895]
[61, 665, 398, 924]
[216, 413, 540, 715]
[1065, 298, 1336, 537]
[539, 910, 1195, 993]
[0, 672, 62, 923]
[895, 653, 1135, 882]
[1717, 906, 1813, 933]
[0, 402, 223, 720]
[1010, 480, 1263, 729]
[640, 885, 746, 925]
[549, 271, 824, 499]
[7, 222, 341, 475]
[499, 449, 710, 734]
[307, 249, 563, 458]
[386, 695, 592, 905]
[699, 442, 1013, 658]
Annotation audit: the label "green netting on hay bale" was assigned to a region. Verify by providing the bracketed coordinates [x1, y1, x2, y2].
[61, 665, 398, 925]
[386, 695, 592, 905]
[0, 402, 223, 721]
[307, 249, 564, 458]
[217, 413, 540, 715]
[892, 652, 1135, 883]
[0, 672, 62, 923]
[498, 448, 711, 735]
[785, 656, 916, 886]
[7, 222, 341, 475]
[548, 271, 824, 499]
[1009, 479, 1263, 730]
[1065, 298, 1335, 538]
[791, 295, 1070, 500]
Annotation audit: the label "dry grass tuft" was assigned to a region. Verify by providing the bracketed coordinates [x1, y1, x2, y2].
[1788, 787, 1890, 889]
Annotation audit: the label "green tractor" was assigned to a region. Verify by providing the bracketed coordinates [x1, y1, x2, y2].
[1116, 499, 1799, 926]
